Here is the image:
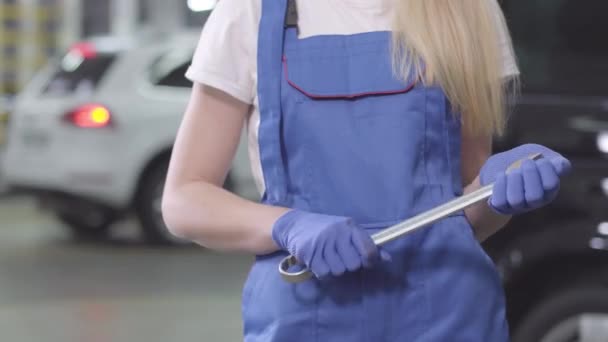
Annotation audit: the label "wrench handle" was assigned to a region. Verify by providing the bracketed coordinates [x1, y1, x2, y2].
[278, 153, 543, 283]
[277, 187, 490, 283]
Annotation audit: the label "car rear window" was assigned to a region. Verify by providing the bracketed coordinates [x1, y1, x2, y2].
[42, 49, 116, 96]
[148, 49, 194, 89]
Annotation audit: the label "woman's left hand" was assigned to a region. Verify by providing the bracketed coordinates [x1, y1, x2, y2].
[480, 144, 572, 215]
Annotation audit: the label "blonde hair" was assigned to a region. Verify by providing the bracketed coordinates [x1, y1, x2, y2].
[392, 0, 519, 137]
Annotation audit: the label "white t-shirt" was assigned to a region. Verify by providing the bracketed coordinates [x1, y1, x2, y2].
[185, 0, 520, 195]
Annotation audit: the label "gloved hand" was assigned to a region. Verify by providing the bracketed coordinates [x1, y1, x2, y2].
[272, 210, 391, 279]
[480, 144, 572, 215]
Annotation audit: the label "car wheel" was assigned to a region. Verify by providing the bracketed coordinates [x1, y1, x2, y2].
[57, 211, 115, 240]
[512, 285, 608, 342]
[136, 159, 236, 246]
[135, 160, 190, 246]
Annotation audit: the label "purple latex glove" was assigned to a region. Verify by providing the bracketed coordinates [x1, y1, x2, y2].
[272, 210, 391, 279]
[480, 144, 572, 215]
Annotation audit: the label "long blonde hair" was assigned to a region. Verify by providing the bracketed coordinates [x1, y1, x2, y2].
[392, 0, 519, 137]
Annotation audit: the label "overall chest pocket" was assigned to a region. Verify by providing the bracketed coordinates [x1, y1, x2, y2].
[280, 45, 433, 226]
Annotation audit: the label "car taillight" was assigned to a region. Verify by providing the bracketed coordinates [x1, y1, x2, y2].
[69, 42, 97, 59]
[64, 104, 112, 128]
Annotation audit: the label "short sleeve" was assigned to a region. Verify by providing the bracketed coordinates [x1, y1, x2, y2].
[490, 0, 520, 78]
[185, 0, 260, 104]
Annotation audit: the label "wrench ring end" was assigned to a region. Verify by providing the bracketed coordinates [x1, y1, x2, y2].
[279, 255, 314, 283]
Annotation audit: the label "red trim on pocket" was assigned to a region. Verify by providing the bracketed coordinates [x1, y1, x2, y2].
[282, 55, 417, 99]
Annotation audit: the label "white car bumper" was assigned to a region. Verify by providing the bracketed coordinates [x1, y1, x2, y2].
[2, 124, 134, 208]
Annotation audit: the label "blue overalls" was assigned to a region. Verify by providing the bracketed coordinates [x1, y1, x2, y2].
[242, 0, 510, 341]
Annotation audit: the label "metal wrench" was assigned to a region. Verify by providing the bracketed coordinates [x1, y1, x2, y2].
[278, 153, 544, 283]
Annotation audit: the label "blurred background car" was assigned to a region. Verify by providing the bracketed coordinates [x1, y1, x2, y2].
[1, 30, 258, 245]
[482, 1, 608, 341]
[1, 0, 608, 341]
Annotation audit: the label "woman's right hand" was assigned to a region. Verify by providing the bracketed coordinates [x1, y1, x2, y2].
[272, 210, 391, 279]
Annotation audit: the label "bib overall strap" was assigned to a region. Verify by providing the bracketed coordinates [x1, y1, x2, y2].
[285, 0, 298, 29]
[257, 0, 294, 205]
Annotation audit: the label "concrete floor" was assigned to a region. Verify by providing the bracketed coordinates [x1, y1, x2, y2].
[0, 197, 252, 342]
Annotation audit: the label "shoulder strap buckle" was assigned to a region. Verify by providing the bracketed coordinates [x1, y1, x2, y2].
[285, 0, 298, 28]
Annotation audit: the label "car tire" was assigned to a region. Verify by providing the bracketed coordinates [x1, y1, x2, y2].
[57, 211, 115, 240]
[136, 159, 236, 246]
[512, 285, 608, 342]
[135, 160, 187, 245]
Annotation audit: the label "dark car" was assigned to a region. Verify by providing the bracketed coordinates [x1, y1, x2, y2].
[484, 1, 608, 341]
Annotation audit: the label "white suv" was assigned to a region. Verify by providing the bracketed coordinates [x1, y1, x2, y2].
[1, 31, 257, 244]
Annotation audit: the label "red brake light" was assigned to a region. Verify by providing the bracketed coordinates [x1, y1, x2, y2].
[69, 42, 97, 59]
[64, 104, 112, 128]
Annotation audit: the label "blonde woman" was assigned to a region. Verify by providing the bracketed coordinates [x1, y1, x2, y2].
[162, 0, 571, 340]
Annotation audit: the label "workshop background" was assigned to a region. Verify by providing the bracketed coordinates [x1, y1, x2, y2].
[1, 1, 608, 341]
